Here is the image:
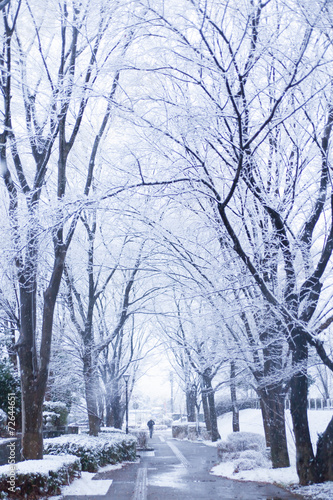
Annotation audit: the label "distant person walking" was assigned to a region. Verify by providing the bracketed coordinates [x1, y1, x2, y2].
[147, 418, 155, 438]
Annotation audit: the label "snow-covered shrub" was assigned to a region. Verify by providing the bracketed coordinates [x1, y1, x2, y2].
[172, 423, 188, 439]
[233, 449, 271, 472]
[227, 432, 266, 451]
[217, 432, 266, 461]
[0, 454, 80, 498]
[172, 422, 206, 440]
[44, 432, 136, 472]
[43, 401, 69, 427]
[217, 432, 271, 472]
[188, 423, 200, 441]
[131, 431, 148, 449]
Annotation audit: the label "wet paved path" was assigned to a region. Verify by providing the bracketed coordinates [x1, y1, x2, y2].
[63, 433, 305, 500]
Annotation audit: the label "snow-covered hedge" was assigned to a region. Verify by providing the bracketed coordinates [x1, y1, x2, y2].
[233, 449, 271, 472]
[0, 454, 80, 499]
[172, 422, 206, 440]
[172, 423, 188, 439]
[131, 431, 148, 449]
[44, 432, 136, 472]
[100, 426, 125, 434]
[217, 432, 270, 472]
[217, 432, 266, 457]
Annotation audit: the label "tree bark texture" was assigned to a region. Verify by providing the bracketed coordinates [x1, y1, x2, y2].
[105, 391, 113, 427]
[17, 244, 66, 458]
[111, 393, 123, 429]
[105, 379, 123, 429]
[203, 373, 220, 442]
[230, 361, 240, 433]
[315, 416, 333, 482]
[290, 331, 318, 484]
[201, 377, 211, 432]
[186, 385, 196, 422]
[260, 388, 290, 468]
[83, 350, 100, 436]
[259, 396, 271, 448]
[20, 379, 43, 460]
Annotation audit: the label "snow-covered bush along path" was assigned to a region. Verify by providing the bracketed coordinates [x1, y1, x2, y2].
[44, 431, 137, 471]
[0, 454, 80, 498]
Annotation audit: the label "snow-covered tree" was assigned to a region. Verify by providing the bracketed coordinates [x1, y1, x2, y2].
[129, 0, 333, 483]
[0, 0, 134, 459]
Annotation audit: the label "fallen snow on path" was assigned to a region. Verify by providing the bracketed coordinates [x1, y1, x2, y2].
[50, 463, 125, 499]
[210, 408, 333, 500]
[148, 463, 187, 490]
[59, 471, 112, 496]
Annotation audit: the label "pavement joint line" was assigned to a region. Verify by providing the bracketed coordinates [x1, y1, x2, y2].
[132, 466, 147, 500]
[166, 441, 191, 468]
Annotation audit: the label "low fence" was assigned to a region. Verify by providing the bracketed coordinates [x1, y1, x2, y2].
[251, 398, 333, 411]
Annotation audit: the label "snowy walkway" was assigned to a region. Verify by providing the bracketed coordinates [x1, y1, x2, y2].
[59, 433, 305, 500]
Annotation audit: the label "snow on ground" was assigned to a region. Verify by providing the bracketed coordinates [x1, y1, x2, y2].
[7, 411, 331, 499]
[56, 470, 114, 497]
[50, 463, 126, 499]
[52, 471, 112, 497]
[211, 408, 333, 500]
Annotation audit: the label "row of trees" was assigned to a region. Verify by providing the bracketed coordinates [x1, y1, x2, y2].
[128, 0, 333, 484]
[0, 0, 147, 458]
[0, 0, 333, 486]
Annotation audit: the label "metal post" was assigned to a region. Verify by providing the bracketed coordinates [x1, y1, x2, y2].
[124, 374, 130, 434]
[125, 379, 129, 434]
[170, 371, 174, 415]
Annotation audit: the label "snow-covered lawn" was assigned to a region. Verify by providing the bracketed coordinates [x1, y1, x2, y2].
[211, 408, 333, 500]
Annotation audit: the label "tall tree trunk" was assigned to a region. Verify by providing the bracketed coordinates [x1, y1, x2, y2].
[83, 349, 100, 436]
[290, 330, 318, 484]
[315, 416, 333, 482]
[111, 393, 123, 429]
[18, 245, 66, 459]
[20, 383, 43, 460]
[259, 393, 271, 448]
[203, 372, 220, 442]
[186, 384, 196, 422]
[257, 321, 290, 468]
[230, 361, 239, 432]
[269, 388, 289, 468]
[260, 387, 289, 468]
[201, 378, 211, 432]
[109, 380, 123, 429]
[105, 391, 113, 427]
[18, 282, 43, 459]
